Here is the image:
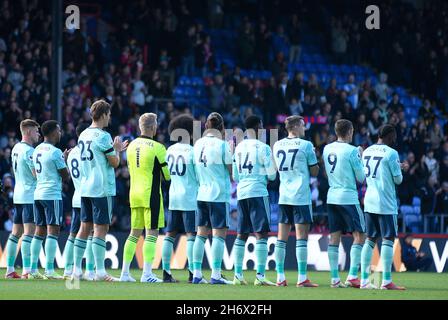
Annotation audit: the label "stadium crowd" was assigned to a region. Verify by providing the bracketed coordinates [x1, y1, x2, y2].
[0, 0, 447, 232]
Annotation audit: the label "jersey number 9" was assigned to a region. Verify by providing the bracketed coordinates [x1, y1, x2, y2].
[327, 153, 337, 173]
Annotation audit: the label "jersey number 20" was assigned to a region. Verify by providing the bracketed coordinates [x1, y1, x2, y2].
[167, 154, 186, 176]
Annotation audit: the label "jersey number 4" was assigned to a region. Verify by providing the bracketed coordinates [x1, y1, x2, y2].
[199, 147, 208, 167]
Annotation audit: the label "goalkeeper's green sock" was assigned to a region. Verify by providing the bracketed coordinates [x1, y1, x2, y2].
[143, 235, 157, 276]
[122, 235, 138, 275]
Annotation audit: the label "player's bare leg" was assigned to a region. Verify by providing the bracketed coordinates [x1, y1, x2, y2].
[295, 224, 318, 287]
[275, 223, 291, 286]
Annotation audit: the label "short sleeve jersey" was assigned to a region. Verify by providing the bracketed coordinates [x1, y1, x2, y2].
[33, 142, 66, 200]
[323, 141, 365, 205]
[193, 135, 232, 203]
[11, 142, 36, 204]
[78, 128, 116, 198]
[67, 146, 82, 208]
[232, 139, 276, 200]
[363, 144, 402, 215]
[273, 137, 318, 205]
[166, 143, 198, 211]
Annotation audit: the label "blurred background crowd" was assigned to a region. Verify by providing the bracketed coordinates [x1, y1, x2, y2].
[0, 0, 447, 233]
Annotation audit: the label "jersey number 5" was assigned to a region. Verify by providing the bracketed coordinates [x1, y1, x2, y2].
[35, 153, 42, 173]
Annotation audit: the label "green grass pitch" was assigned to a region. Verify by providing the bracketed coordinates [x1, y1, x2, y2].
[1, 269, 447, 300]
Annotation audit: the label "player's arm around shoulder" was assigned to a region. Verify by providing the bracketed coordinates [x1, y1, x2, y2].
[25, 146, 36, 178]
[389, 149, 404, 185]
[156, 142, 170, 181]
[232, 145, 239, 182]
[264, 143, 277, 181]
[350, 145, 366, 183]
[223, 139, 233, 179]
[307, 141, 319, 177]
[55, 148, 70, 181]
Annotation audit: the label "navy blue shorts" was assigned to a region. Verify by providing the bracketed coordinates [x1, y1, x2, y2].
[279, 204, 313, 225]
[237, 197, 271, 234]
[365, 212, 398, 238]
[81, 197, 114, 225]
[70, 208, 81, 234]
[13, 204, 34, 225]
[166, 210, 196, 234]
[34, 200, 63, 226]
[197, 201, 229, 229]
[327, 204, 365, 234]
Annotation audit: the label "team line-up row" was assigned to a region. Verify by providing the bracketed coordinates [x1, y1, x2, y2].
[4, 100, 407, 290]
